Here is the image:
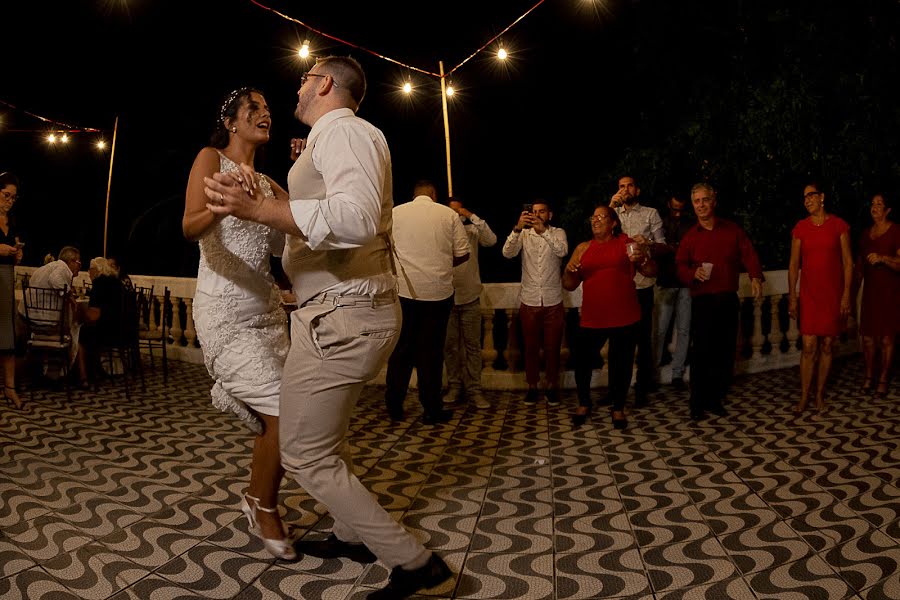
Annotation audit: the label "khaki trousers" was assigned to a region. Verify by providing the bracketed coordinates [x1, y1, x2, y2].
[279, 298, 426, 568]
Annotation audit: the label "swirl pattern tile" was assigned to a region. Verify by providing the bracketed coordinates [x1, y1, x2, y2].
[0, 357, 898, 598]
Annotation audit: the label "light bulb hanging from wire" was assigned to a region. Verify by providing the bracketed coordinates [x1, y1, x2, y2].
[298, 39, 310, 59]
[497, 46, 508, 60]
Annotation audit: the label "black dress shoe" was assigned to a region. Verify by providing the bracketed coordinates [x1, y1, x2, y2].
[523, 388, 539, 405]
[422, 409, 452, 425]
[388, 408, 405, 422]
[368, 553, 453, 599]
[708, 403, 728, 417]
[571, 411, 590, 426]
[634, 392, 649, 408]
[294, 533, 376, 563]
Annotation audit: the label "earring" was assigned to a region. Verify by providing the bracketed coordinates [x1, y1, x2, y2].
[231, 126, 237, 133]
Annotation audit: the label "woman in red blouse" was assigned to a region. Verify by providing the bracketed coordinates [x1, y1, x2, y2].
[787, 181, 853, 414]
[563, 206, 657, 429]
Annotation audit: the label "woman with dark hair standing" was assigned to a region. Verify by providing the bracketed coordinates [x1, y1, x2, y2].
[563, 205, 657, 430]
[855, 192, 900, 398]
[0, 172, 24, 410]
[183, 88, 295, 559]
[787, 181, 853, 413]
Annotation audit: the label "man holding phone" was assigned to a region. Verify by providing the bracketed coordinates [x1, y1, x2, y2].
[502, 200, 568, 405]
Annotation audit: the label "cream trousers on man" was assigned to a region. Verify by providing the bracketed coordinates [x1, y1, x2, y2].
[279, 299, 426, 568]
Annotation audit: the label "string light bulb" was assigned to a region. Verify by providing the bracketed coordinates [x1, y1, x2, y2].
[47, 134, 57, 144]
[497, 47, 508, 60]
[402, 81, 413, 94]
[60, 133, 69, 143]
[446, 83, 455, 97]
[96, 140, 106, 150]
[298, 39, 310, 59]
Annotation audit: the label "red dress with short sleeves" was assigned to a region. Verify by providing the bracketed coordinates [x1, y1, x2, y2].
[858, 223, 900, 337]
[792, 216, 849, 336]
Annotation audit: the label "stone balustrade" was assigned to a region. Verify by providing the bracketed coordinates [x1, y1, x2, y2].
[15, 267, 859, 389]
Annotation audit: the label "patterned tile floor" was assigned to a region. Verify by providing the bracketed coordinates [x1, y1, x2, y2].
[1, 356, 898, 600]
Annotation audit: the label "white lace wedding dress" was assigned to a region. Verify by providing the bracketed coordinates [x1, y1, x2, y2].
[192, 153, 289, 432]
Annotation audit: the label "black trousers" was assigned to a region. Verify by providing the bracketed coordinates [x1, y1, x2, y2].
[689, 292, 739, 414]
[385, 296, 453, 418]
[634, 286, 655, 394]
[574, 323, 638, 412]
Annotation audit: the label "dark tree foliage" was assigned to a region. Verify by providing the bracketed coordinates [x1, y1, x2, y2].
[560, 0, 899, 268]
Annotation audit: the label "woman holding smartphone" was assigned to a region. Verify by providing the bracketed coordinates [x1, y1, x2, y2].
[0, 172, 24, 409]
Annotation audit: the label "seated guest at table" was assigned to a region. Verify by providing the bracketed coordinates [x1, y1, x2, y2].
[107, 254, 134, 290]
[19, 245, 88, 385]
[80, 257, 130, 383]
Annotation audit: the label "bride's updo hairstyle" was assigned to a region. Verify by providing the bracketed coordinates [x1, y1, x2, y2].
[210, 87, 263, 149]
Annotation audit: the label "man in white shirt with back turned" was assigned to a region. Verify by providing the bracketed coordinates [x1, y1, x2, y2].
[386, 180, 470, 424]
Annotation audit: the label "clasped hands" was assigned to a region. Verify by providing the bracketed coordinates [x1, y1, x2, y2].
[203, 163, 263, 220]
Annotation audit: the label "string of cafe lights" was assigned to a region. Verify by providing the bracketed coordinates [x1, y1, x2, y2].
[248, 0, 548, 95]
[0, 99, 109, 150]
[249, 0, 550, 194]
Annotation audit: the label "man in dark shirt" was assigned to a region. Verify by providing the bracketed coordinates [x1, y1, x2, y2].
[655, 194, 694, 391]
[676, 183, 763, 421]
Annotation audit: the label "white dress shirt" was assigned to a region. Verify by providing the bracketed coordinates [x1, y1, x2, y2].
[502, 225, 568, 306]
[452, 214, 497, 305]
[392, 196, 470, 301]
[615, 202, 665, 289]
[283, 108, 396, 303]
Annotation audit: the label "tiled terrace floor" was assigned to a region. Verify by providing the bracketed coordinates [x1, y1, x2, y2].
[0, 357, 898, 599]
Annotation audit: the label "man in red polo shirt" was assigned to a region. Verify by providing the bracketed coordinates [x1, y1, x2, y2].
[676, 182, 764, 421]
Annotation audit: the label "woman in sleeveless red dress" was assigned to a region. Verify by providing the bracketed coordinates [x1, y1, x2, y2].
[788, 182, 853, 414]
[854, 193, 900, 398]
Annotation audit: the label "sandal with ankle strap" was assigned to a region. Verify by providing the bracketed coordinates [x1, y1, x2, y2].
[873, 379, 889, 399]
[240, 494, 297, 560]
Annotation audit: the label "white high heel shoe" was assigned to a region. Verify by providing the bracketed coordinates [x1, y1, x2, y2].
[240, 494, 297, 560]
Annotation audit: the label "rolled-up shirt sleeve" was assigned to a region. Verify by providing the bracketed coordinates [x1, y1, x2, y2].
[288, 121, 387, 250]
[544, 228, 569, 258]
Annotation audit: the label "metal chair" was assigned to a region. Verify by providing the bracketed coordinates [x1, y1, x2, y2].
[136, 285, 169, 382]
[21, 284, 73, 400]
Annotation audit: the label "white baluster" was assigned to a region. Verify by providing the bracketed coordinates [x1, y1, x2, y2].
[481, 309, 497, 371]
[769, 294, 784, 357]
[751, 296, 765, 360]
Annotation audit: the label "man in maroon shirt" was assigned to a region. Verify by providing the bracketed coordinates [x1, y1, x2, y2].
[676, 183, 764, 421]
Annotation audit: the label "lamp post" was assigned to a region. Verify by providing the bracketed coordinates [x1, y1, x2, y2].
[102, 116, 118, 257]
[438, 61, 453, 198]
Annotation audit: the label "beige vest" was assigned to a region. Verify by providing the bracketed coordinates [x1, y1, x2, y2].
[282, 115, 395, 305]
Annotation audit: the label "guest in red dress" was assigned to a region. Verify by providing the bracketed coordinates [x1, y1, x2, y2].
[854, 193, 900, 398]
[787, 182, 853, 414]
[563, 205, 657, 430]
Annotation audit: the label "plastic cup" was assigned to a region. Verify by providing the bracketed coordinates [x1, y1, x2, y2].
[702, 262, 713, 277]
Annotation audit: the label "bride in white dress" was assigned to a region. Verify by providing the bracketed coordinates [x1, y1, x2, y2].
[183, 88, 295, 560]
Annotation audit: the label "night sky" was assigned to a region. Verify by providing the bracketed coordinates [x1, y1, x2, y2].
[1, 0, 898, 279]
